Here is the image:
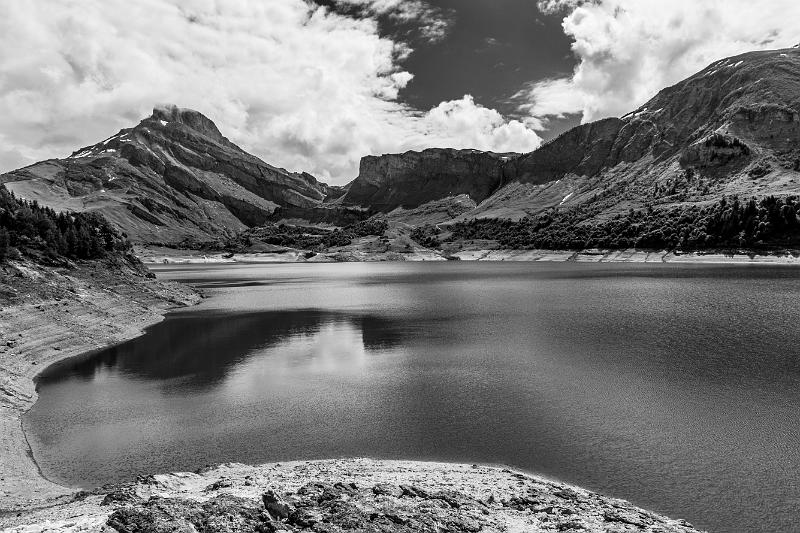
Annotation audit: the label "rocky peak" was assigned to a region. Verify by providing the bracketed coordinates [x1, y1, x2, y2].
[148, 104, 226, 143]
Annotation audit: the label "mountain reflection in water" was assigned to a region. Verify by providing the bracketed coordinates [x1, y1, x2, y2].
[38, 310, 405, 389]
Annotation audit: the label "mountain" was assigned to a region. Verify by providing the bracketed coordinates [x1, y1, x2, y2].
[0, 105, 344, 245]
[3, 47, 800, 252]
[345, 47, 800, 228]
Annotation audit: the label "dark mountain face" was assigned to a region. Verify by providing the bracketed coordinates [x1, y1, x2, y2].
[339, 148, 517, 212]
[0, 105, 340, 245]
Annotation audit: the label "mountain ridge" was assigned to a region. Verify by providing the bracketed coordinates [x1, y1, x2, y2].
[2, 47, 800, 250]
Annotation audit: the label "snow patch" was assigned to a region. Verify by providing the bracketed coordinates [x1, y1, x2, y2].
[159, 120, 168, 127]
[560, 192, 574, 205]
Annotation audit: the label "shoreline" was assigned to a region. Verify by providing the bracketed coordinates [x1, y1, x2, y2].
[136, 246, 800, 265]
[0, 259, 200, 513]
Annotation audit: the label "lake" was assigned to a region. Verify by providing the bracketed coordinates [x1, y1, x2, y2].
[24, 261, 800, 533]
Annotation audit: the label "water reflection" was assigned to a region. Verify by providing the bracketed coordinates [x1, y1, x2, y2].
[38, 310, 405, 390]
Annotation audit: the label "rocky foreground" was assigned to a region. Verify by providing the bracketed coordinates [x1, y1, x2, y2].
[0, 257, 199, 512]
[0, 459, 704, 533]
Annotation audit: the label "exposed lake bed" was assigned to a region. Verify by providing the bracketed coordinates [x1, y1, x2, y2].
[16, 261, 800, 532]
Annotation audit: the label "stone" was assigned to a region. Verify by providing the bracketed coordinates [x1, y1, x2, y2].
[262, 490, 295, 520]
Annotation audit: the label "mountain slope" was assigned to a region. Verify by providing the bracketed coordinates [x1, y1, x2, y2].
[489, 47, 800, 218]
[344, 47, 800, 229]
[0, 105, 339, 245]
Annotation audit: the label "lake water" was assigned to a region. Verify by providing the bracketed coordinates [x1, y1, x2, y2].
[25, 262, 800, 532]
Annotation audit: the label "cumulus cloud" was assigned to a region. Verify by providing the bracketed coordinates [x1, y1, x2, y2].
[420, 96, 542, 153]
[0, 0, 538, 183]
[526, 0, 800, 122]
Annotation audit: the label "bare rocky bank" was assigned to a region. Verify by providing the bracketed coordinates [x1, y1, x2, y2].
[137, 243, 800, 265]
[1, 459, 704, 533]
[0, 257, 200, 513]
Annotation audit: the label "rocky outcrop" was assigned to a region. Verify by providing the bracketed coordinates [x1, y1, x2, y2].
[2, 459, 705, 532]
[340, 148, 516, 211]
[679, 133, 751, 168]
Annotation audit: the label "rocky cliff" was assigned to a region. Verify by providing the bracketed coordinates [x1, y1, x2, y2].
[0, 105, 341, 245]
[339, 148, 516, 211]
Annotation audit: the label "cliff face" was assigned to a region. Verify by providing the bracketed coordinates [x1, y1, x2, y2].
[340, 148, 516, 211]
[0, 105, 335, 245]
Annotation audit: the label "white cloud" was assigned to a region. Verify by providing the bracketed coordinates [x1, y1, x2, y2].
[419, 96, 542, 154]
[528, 0, 800, 122]
[0, 0, 538, 183]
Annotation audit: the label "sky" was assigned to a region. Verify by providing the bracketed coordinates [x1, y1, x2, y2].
[1, 0, 799, 184]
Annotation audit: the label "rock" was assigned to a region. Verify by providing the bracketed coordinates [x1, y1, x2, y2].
[289, 507, 324, 527]
[107, 495, 265, 533]
[372, 483, 403, 498]
[399, 484, 429, 498]
[101, 485, 142, 506]
[204, 478, 233, 491]
[262, 490, 295, 519]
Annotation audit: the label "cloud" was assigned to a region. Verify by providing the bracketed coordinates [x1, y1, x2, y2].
[334, 0, 454, 43]
[527, 0, 800, 122]
[419, 96, 542, 154]
[0, 0, 537, 183]
[336, 0, 454, 43]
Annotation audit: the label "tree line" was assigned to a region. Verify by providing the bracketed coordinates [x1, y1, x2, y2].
[436, 195, 800, 251]
[0, 185, 129, 262]
[229, 218, 389, 252]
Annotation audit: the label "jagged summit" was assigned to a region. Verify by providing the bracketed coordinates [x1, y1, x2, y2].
[150, 104, 227, 143]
